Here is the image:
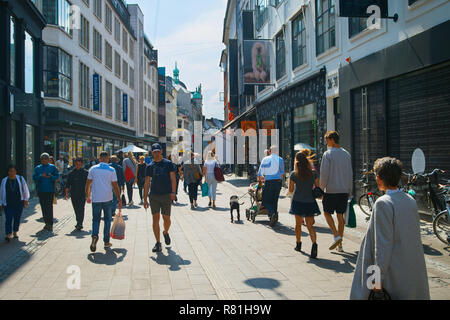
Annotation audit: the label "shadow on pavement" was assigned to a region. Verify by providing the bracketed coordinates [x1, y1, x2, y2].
[314, 226, 333, 235]
[30, 229, 57, 241]
[226, 179, 252, 188]
[210, 207, 229, 212]
[151, 248, 191, 272]
[422, 244, 443, 256]
[306, 252, 357, 273]
[244, 277, 286, 298]
[256, 221, 309, 237]
[87, 248, 127, 265]
[65, 229, 91, 239]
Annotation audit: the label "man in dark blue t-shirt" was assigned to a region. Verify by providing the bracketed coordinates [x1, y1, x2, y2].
[143, 143, 176, 253]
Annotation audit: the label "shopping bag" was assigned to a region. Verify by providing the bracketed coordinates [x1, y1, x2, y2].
[345, 198, 357, 228]
[124, 166, 135, 182]
[110, 212, 126, 240]
[202, 182, 209, 197]
[121, 194, 127, 206]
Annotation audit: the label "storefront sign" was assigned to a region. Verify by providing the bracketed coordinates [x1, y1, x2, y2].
[93, 74, 100, 112]
[122, 94, 128, 123]
[241, 121, 257, 136]
[262, 120, 275, 136]
[243, 40, 272, 85]
[326, 71, 339, 97]
[338, 0, 388, 18]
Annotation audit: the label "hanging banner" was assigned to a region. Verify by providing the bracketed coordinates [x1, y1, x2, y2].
[241, 121, 257, 137]
[262, 120, 275, 137]
[93, 74, 100, 112]
[243, 40, 272, 85]
[122, 93, 128, 123]
[338, 0, 388, 18]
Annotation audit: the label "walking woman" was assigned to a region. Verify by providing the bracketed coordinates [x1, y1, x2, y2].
[288, 151, 321, 258]
[182, 153, 202, 209]
[123, 151, 137, 206]
[136, 156, 147, 205]
[0, 165, 30, 242]
[203, 151, 218, 208]
[168, 155, 182, 203]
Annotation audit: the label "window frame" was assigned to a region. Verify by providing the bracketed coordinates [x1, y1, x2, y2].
[315, 0, 336, 56]
[291, 11, 307, 69]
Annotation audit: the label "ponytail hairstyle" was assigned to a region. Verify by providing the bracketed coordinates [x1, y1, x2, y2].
[294, 150, 313, 181]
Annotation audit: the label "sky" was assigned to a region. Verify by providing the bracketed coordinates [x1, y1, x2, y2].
[128, 0, 228, 120]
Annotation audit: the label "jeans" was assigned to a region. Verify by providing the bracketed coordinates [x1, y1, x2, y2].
[262, 180, 282, 216]
[188, 183, 198, 204]
[71, 196, 85, 228]
[5, 203, 23, 234]
[92, 201, 113, 243]
[38, 192, 54, 227]
[206, 174, 217, 201]
[112, 194, 118, 214]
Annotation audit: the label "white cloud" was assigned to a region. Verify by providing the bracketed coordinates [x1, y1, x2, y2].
[154, 7, 226, 120]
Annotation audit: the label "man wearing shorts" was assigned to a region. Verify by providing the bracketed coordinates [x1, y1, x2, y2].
[320, 131, 353, 252]
[143, 144, 177, 253]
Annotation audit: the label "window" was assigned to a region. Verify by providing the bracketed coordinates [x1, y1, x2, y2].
[316, 0, 336, 56]
[114, 17, 120, 44]
[25, 31, 34, 94]
[275, 32, 286, 80]
[42, 0, 72, 35]
[130, 98, 135, 127]
[105, 4, 112, 32]
[292, 12, 307, 69]
[349, 17, 367, 38]
[114, 51, 121, 78]
[43, 46, 72, 101]
[129, 40, 134, 60]
[105, 80, 112, 117]
[129, 67, 134, 89]
[115, 87, 121, 121]
[123, 60, 128, 85]
[178, 120, 182, 129]
[80, 15, 90, 51]
[94, 0, 102, 20]
[105, 41, 112, 70]
[79, 62, 89, 109]
[255, 0, 268, 30]
[93, 28, 102, 61]
[10, 17, 15, 86]
[122, 28, 128, 53]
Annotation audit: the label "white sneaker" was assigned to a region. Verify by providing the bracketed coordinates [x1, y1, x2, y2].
[329, 236, 343, 250]
[336, 244, 344, 252]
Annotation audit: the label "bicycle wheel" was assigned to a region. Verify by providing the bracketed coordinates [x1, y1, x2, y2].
[358, 194, 373, 217]
[433, 211, 450, 245]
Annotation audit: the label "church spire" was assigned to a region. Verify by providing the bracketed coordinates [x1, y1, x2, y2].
[173, 62, 180, 84]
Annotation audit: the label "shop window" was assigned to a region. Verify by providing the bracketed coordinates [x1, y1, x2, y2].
[316, 0, 336, 56]
[43, 46, 72, 101]
[293, 103, 317, 151]
[78, 135, 92, 159]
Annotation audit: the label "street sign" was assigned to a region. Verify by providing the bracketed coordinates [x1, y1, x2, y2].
[338, 0, 389, 18]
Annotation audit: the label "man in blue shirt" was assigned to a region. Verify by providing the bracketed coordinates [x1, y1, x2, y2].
[258, 145, 285, 227]
[143, 144, 177, 253]
[33, 153, 60, 232]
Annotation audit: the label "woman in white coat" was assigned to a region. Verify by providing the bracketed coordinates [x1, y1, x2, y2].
[350, 157, 430, 300]
[0, 165, 30, 242]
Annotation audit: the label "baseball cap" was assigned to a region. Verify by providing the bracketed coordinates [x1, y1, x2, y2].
[151, 143, 162, 152]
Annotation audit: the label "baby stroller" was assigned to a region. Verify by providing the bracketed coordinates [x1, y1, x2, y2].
[245, 182, 270, 223]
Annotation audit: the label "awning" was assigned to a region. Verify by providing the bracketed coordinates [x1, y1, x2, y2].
[119, 145, 148, 153]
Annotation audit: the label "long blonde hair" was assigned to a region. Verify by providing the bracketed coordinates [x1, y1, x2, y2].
[294, 150, 313, 181]
[127, 151, 136, 163]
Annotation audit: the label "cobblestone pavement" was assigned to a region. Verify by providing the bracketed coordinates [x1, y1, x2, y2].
[0, 176, 448, 300]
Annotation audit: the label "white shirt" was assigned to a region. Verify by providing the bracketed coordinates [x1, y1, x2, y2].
[88, 163, 118, 203]
[56, 160, 65, 173]
[204, 160, 217, 175]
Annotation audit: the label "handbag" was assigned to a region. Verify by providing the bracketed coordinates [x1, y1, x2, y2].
[202, 182, 209, 197]
[110, 212, 126, 240]
[345, 198, 357, 228]
[214, 163, 225, 182]
[312, 186, 324, 199]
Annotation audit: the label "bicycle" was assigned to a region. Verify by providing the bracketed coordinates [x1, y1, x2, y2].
[357, 170, 381, 220]
[432, 184, 450, 245]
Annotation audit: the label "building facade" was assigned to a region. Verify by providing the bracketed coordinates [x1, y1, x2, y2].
[221, 0, 450, 191]
[0, 0, 46, 192]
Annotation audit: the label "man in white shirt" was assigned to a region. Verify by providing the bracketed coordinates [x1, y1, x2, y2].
[85, 151, 122, 252]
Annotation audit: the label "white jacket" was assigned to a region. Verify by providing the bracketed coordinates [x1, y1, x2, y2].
[0, 176, 30, 206]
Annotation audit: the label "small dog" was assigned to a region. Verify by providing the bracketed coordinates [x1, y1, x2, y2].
[230, 195, 244, 223]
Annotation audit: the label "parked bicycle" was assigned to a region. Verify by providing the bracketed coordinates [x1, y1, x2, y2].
[432, 184, 450, 245]
[357, 170, 382, 220]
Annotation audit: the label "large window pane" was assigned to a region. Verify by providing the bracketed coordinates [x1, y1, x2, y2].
[276, 32, 286, 79]
[316, 0, 335, 56]
[293, 104, 317, 151]
[26, 125, 36, 193]
[25, 32, 34, 94]
[10, 17, 15, 86]
[43, 46, 72, 101]
[292, 13, 306, 69]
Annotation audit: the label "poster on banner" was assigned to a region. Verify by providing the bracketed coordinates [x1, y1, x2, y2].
[261, 120, 275, 136]
[241, 121, 257, 136]
[93, 74, 100, 112]
[122, 94, 128, 123]
[243, 40, 272, 85]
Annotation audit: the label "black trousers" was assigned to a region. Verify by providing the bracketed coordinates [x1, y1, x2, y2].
[71, 195, 86, 228]
[188, 183, 198, 203]
[126, 181, 134, 203]
[38, 192, 54, 227]
[138, 183, 145, 201]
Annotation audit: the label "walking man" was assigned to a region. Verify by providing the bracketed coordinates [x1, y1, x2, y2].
[110, 155, 125, 216]
[258, 145, 285, 227]
[319, 131, 353, 252]
[143, 144, 177, 253]
[85, 151, 122, 252]
[65, 158, 88, 231]
[33, 153, 60, 232]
